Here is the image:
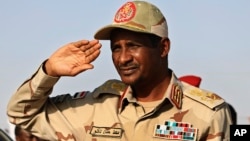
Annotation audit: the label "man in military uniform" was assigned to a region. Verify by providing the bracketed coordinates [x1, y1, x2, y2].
[7, 1, 232, 141]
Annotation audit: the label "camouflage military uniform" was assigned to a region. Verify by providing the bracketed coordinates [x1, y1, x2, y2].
[7, 1, 232, 141]
[7, 66, 232, 141]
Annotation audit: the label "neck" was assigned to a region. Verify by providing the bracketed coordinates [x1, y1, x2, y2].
[133, 69, 172, 102]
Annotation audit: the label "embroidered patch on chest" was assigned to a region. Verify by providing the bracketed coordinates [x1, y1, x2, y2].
[90, 126, 123, 138]
[153, 121, 197, 141]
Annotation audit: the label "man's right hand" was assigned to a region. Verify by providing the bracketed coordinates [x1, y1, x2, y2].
[44, 39, 102, 77]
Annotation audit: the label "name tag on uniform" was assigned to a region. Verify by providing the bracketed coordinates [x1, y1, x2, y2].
[90, 126, 123, 138]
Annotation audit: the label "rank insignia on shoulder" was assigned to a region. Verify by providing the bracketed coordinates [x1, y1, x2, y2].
[183, 83, 225, 109]
[72, 91, 88, 100]
[170, 83, 183, 109]
[153, 121, 197, 141]
[90, 126, 123, 138]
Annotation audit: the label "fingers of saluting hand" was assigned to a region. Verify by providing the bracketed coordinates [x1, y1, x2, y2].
[72, 40, 90, 47]
[74, 39, 101, 62]
[70, 39, 102, 75]
[72, 39, 100, 51]
[84, 40, 102, 63]
[80, 40, 101, 55]
[45, 40, 102, 77]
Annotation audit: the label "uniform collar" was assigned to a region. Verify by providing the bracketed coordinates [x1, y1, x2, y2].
[118, 71, 184, 113]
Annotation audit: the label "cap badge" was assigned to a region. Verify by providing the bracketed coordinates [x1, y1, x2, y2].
[114, 2, 136, 23]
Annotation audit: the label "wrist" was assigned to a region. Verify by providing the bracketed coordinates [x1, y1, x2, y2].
[43, 59, 58, 77]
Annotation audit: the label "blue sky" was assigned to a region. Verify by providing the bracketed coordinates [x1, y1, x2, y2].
[1, 0, 250, 135]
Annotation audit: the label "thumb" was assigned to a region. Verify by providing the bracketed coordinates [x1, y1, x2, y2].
[71, 64, 94, 76]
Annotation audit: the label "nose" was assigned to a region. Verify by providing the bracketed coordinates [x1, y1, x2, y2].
[118, 48, 133, 64]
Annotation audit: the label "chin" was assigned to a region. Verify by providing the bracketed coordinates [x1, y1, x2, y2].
[120, 76, 138, 85]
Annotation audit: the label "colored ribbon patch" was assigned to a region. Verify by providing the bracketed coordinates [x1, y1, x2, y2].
[153, 121, 197, 141]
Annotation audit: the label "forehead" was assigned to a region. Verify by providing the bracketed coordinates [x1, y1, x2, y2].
[110, 29, 151, 43]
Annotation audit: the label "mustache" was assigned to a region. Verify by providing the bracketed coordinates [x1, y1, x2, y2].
[118, 62, 139, 69]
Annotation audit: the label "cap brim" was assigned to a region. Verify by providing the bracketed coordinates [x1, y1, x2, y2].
[94, 24, 151, 40]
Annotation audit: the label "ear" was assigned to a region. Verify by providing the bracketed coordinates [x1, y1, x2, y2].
[160, 38, 170, 58]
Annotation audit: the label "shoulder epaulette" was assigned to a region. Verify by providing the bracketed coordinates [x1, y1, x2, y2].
[51, 93, 71, 103]
[92, 79, 127, 98]
[182, 82, 225, 109]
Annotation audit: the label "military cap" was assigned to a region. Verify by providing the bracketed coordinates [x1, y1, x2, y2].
[94, 0, 168, 40]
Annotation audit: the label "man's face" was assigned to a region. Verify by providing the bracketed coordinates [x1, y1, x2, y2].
[110, 29, 163, 85]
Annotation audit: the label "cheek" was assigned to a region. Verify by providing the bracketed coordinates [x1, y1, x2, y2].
[132, 49, 145, 58]
[112, 54, 119, 66]
[132, 50, 151, 63]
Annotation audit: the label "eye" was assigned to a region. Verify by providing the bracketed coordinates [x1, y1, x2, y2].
[111, 44, 121, 52]
[127, 42, 141, 49]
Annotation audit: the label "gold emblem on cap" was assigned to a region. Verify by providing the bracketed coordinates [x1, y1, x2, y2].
[114, 2, 136, 23]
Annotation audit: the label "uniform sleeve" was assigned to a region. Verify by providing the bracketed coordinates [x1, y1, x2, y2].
[6, 63, 60, 139]
[205, 103, 232, 141]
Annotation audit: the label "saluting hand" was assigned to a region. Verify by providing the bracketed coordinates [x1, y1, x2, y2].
[45, 39, 102, 77]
